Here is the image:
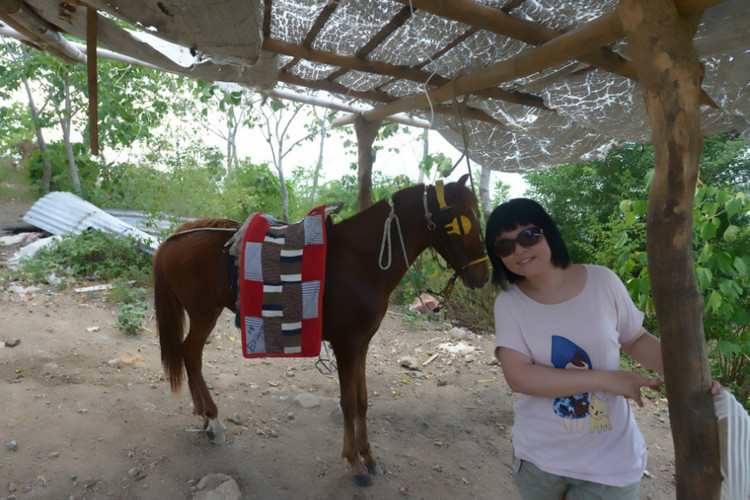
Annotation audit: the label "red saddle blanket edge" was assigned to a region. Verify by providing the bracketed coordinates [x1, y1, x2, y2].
[238, 206, 328, 358]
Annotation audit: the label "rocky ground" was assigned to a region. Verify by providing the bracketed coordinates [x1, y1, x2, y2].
[0, 199, 678, 500]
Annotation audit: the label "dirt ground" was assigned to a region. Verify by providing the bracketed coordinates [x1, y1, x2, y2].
[0, 199, 678, 500]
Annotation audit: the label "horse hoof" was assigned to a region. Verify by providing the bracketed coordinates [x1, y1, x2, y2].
[368, 463, 384, 476]
[352, 474, 373, 487]
[205, 418, 226, 444]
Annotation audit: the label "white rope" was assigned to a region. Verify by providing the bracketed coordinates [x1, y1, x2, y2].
[715, 389, 750, 499]
[378, 204, 397, 270]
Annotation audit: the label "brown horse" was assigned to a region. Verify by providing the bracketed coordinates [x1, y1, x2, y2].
[152, 174, 489, 485]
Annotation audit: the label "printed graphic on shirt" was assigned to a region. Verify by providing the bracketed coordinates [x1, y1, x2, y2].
[588, 393, 612, 433]
[550, 335, 592, 433]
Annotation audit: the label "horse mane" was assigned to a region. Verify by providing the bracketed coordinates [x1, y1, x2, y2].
[391, 183, 425, 205]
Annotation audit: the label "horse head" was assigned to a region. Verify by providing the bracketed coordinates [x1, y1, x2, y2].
[424, 174, 490, 290]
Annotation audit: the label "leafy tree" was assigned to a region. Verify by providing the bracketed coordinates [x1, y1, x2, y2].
[1, 39, 179, 195]
[699, 133, 750, 190]
[524, 137, 750, 263]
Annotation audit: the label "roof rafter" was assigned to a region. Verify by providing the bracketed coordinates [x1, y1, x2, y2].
[333, 11, 624, 126]
[265, 37, 547, 109]
[281, 0, 341, 72]
[278, 71, 502, 125]
[333, 0, 724, 127]
[264, 0, 547, 113]
[392, 0, 717, 107]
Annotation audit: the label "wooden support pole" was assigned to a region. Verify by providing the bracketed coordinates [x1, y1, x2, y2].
[616, 1, 720, 499]
[354, 116, 381, 212]
[87, 6, 99, 155]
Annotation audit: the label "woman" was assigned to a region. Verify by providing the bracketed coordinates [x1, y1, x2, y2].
[485, 198, 718, 500]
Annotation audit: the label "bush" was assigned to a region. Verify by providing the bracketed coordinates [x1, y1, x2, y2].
[19, 230, 152, 285]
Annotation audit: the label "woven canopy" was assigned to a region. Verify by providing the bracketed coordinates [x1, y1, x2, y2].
[1, 0, 748, 172]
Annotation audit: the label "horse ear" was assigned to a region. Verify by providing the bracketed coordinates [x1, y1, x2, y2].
[458, 173, 470, 187]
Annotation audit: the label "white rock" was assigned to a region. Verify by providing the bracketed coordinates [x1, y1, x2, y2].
[438, 341, 478, 355]
[294, 392, 320, 409]
[449, 327, 468, 340]
[193, 473, 241, 500]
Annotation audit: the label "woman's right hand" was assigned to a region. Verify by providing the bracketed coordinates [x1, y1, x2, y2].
[606, 371, 664, 407]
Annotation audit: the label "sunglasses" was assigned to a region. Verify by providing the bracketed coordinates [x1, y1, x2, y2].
[493, 226, 544, 257]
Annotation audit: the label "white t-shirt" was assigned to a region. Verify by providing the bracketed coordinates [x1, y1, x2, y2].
[494, 264, 647, 487]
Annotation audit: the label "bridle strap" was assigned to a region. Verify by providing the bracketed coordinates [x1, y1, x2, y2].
[424, 182, 487, 273]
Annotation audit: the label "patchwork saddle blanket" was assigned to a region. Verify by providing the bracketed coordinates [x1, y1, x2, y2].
[227, 205, 340, 358]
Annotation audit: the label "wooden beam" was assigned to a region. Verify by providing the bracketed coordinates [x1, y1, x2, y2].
[264, 37, 459, 86]
[393, 0, 717, 107]
[265, 37, 547, 110]
[343, 12, 623, 124]
[262, 88, 432, 128]
[278, 71, 503, 126]
[392, 0, 636, 78]
[282, 0, 341, 72]
[617, 0, 720, 498]
[0, 0, 85, 64]
[326, 4, 412, 81]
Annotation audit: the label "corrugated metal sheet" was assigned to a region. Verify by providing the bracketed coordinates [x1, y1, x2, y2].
[22, 192, 161, 254]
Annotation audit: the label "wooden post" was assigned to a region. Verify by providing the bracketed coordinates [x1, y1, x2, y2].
[617, 1, 721, 498]
[354, 115, 381, 212]
[86, 6, 99, 155]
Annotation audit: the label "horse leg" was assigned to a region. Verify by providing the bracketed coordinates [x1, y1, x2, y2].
[333, 344, 372, 486]
[354, 342, 383, 476]
[182, 306, 226, 444]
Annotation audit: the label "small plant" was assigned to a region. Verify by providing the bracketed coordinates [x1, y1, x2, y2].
[15, 231, 154, 335]
[116, 300, 149, 335]
[111, 280, 149, 335]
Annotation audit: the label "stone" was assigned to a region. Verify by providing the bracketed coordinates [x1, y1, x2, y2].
[193, 473, 241, 500]
[294, 392, 320, 409]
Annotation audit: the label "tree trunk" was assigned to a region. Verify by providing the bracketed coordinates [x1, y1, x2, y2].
[617, 1, 720, 498]
[62, 72, 82, 194]
[310, 112, 325, 209]
[417, 130, 428, 185]
[354, 115, 381, 212]
[479, 165, 492, 221]
[21, 73, 53, 193]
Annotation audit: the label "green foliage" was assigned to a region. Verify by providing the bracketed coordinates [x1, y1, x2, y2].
[419, 152, 453, 178]
[19, 230, 152, 285]
[111, 280, 149, 335]
[27, 142, 103, 195]
[115, 301, 149, 335]
[523, 143, 654, 262]
[0, 102, 34, 161]
[390, 251, 495, 333]
[610, 185, 750, 407]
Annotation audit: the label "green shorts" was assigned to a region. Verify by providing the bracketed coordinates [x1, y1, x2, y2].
[511, 458, 641, 500]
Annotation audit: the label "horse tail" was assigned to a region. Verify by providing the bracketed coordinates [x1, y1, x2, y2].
[152, 243, 186, 392]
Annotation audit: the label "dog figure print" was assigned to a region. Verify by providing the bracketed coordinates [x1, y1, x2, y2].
[588, 393, 612, 434]
[550, 336, 592, 433]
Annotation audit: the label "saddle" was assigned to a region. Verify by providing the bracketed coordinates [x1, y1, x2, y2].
[225, 204, 342, 358]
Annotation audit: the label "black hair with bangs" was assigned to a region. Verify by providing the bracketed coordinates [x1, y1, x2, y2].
[484, 198, 571, 289]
